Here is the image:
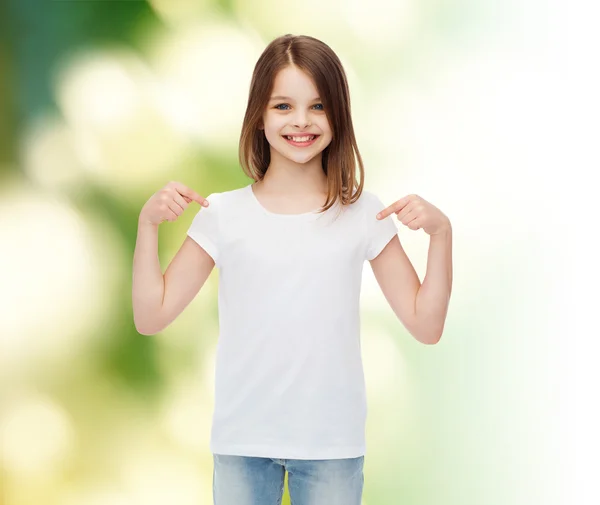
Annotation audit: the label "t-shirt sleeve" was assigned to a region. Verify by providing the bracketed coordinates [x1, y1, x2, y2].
[187, 192, 220, 267]
[364, 191, 398, 261]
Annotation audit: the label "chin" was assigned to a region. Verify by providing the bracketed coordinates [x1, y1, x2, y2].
[286, 153, 321, 164]
[270, 147, 317, 164]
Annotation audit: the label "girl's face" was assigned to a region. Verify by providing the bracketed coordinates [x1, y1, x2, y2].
[261, 66, 333, 166]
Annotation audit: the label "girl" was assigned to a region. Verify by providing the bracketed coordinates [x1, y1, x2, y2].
[133, 34, 452, 505]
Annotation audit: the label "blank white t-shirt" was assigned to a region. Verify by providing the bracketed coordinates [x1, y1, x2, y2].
[187, 183, 398, 460]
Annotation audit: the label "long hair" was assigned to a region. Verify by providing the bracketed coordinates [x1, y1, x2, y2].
[239, 34, 365, 214]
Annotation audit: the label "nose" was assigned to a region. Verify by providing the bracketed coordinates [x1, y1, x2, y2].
[292, 110, 311, 129]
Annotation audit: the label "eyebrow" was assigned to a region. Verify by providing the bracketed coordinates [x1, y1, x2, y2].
[270, 95, 321, 101]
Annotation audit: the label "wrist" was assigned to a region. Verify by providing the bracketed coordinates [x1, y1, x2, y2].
[432, 220, 452, 236]
[138, 215, 158, 229]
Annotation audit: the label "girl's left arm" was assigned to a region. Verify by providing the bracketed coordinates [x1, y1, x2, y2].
[414, 225, 452, 344]
[372, 194, 453, 345]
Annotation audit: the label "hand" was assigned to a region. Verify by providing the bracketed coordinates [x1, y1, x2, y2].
[139, 181, 209, 226]
[376, 194, 451, 235]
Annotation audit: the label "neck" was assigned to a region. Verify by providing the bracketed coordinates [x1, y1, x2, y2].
[259, 151, 328, 195]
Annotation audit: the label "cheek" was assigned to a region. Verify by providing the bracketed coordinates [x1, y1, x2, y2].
[263, 117, 284, 134]
[263, 127, 282, 143]
[318, 118, 332, 135]
[319, 125, 333, 142]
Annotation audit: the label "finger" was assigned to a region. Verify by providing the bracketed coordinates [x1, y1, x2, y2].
[399, 207, 419, 226]
[406, 216, 422, 230]
[167, 201, 184, 218]
[396, 201, 417, 223]
[171, 192, 188, 212]
[173, 182, 209, 207]
[164, 207, 179, 222]
[377, 196, 411, 220]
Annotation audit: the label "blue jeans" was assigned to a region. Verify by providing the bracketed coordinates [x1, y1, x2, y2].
[212, 454, 365, 505]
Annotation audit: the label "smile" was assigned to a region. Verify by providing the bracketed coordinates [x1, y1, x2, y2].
[282, 135, 319, 147]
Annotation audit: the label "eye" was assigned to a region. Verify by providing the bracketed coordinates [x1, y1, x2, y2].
[273, 103, 324, 110]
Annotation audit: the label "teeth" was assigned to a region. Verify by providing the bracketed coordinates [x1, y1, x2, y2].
[286, 135, 315, 142]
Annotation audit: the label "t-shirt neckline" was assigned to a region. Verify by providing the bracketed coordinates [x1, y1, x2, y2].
[247, 183, 325, 220]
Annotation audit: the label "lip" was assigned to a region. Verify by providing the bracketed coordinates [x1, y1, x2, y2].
[282, 134, 320, 147]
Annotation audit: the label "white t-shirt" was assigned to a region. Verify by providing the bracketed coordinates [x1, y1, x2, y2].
[187, 183, 398, 460]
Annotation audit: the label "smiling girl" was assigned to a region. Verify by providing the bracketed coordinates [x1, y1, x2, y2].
[133, 33, 453, 505]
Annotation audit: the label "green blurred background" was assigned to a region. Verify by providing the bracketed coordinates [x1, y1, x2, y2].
[0, 0, 582, 504]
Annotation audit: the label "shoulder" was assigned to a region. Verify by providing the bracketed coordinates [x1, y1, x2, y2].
[356, 188, 378, 203]
[352, 189, 392, 232]
[327, 189, 381, 227]
[205, 186, 247, 207]
[352, 188, 385, 213]
[200, 186, 252, 227]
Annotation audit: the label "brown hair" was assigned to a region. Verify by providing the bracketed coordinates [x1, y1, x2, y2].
[238, 34, 365, 214]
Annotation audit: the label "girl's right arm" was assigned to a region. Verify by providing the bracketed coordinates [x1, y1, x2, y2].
[132, 182, 213, 335]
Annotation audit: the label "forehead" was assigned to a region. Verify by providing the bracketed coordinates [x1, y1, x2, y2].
[271, 66, 318, 97]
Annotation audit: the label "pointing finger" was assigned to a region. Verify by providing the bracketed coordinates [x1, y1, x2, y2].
[174, 183, 209, 207]
[377, 196, 411, 220]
